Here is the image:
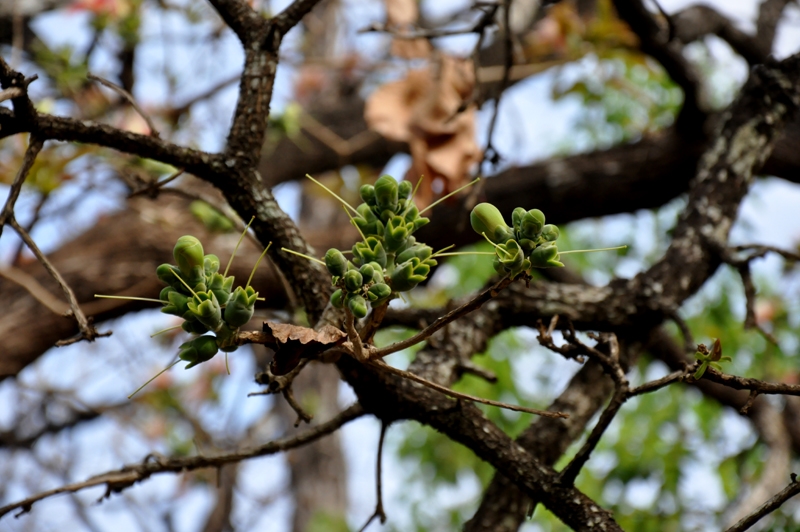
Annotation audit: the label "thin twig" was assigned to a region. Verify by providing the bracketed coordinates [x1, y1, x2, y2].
[282, 386, 313, 427]
[8, 218, 107, 346]
[371, 360, 568, 418]
[128, 168, 185, 198]
[0, 266, 70, 315]
[628, 368, 688, 396]
[358, 422, 388, 532]
[724, 473, 800, 532]
[559, 387, 627, 486]
[0, 135, 44, 238]
[374, 275, 513, 359]
[88, 73, 161, 139]
[0, 404, 365, 518]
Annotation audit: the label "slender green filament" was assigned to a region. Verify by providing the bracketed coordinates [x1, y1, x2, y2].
[559, 245, 628, 255]
[281, 247, 326, 266]
[306, 174, 359, 215]
[434, 251, 495, 257]
[169, 270, 198, 298]
[428, 244, 455, 259]
[343, 205, 368, 242]
[410, 175, 425, 202]
[224, 216, 256, 277]
[129, 359, 180, 399]
[247, 242, 272, 289]
[150, 324, 183, 338]
[225, 352, 230, 375]
[94, 294, 166, 304]
[419, 177, 480, 215]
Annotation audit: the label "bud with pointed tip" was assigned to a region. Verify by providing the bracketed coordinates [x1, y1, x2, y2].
[187, 291, 222, 329]
[178, 336, 219, 369]
[344, 270, 364, 292]
[530, 242, 564, 268]
[519, 210, 545, 240]
[224, 286, 257, 327]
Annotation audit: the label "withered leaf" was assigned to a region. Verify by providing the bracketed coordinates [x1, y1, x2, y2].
[265, 322, 347, 375]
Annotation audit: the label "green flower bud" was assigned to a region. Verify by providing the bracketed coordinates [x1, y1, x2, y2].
[403, 204, 419, 223]
[396, 244, 433, 264]
[398, 180, 413, 199]
[220, 345, 238, 353]
[384, 216, 410, 252]
[374, 175, 399, 212]
[347, 294, 368, 319]
[470, 203, 514, 244]
[412, 217, 430, 232]
[174, 235, 205, 277]
[359, 263, 375, 281]
[360, 184, 376, 205]
[519, 210, 545, 240]
[325, 248, 348, 277]
[156, 263, 182, 287]
[344, 270, 364, 292]
[512, 207, 526, 231]
[181, 320, 209, 334]
[207, 273, 234, 305]
[530, 242, 564, 268]
[390, 257, 429, 292]
[518, 238, 537, 254]
[159, 286, 174, 301]
[496, 240, 526, 276]
[204, 254, 220, 276]
[178, 336, 219, 369]
[162, 290, 191, 317]
[353, 237, 387, 268]
[541, 224, 559, 242]
[187, 291, 222, 330]
[224, 286, 257, 327]
[331, 289, 345, 308]
[368, 282, 392, 302]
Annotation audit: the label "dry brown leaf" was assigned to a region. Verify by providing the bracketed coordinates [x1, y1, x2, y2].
[385, 0, 431, 59]
[365, 54, 479, 207]
[265, 321, 347, 375]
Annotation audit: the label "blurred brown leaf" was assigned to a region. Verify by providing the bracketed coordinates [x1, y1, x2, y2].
[364, 54, 479, 206]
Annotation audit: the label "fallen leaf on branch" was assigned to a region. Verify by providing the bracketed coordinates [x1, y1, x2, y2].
[265, 322, 347, 375]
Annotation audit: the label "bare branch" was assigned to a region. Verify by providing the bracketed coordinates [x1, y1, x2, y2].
[725, 474, 799, 532]
[271, 0, 324, 36]
[0, 134, 43, 238]
[8, 217, 108, 346]
[207, 0, 265, 41]
[87, 73, 160, 138]
[0, 403, 364, 519]
[370, 360, 568, 419]
[374, 274, 513, 359]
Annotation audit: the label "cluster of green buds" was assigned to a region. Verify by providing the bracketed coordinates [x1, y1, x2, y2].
[470, 203, 563, 278]
[324, 175, 437, 318]
[156, 236, 258, 368]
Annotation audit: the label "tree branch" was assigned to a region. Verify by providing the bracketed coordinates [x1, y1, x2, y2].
[0, 403, 364, 519]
